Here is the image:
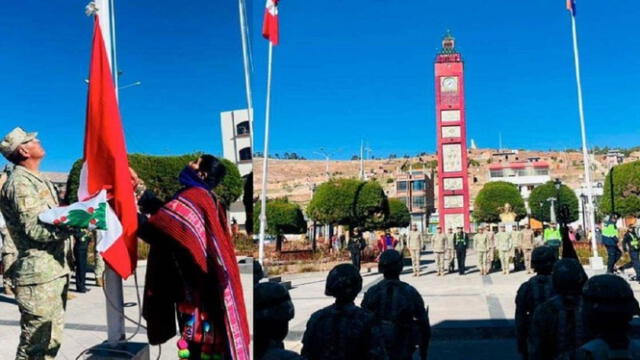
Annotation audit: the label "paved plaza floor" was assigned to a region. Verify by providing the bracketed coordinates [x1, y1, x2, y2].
[0, 261, 253, 360]
[280, 249, 640, 359]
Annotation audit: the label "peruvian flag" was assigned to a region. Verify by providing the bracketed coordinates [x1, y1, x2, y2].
[78, 3, 138, 279]
[262, 0, 279, 45]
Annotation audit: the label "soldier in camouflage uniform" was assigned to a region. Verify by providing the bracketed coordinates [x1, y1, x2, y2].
[432, 227, 447, 276]
[1, 209, 18, 295]
[301, 264, 387, 360]
[362, 250, 431, 360]
[515, 246, 557, 360]
[0, 128, 72, 360]
[529, 258, 589, 360]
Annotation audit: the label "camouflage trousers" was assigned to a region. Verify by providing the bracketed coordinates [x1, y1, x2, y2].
[409, 249, 421, 275]
[434, 251, 445, 274]
[15, 275, 69, 360]
[477, 251, 489, 274]
[94, 250, 105, 281]
[499, 250, 511, 274]
[2, 253, 16, 291]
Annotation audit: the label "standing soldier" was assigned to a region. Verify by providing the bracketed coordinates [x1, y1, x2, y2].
[512, 225, 524, 271]
[362, 250, 431, 360]
[446, 228, 455, 273]
[92, 233, 105, 287]
[486, 225, 496, 273]
[521, 224, 536, 274]
[1, 210, 18, 295]
[623, 227, 640, 283]
[474, 227, 489, 275]
[496, 225, 513, 275]
[432, 227, 447, 276]
[453, 226, 469, 275]
[529, 258, 588, 360]
[407, 225, 423, 277]
[348, 227, 367, 272]
[0, 128, 72, 359]
[577, 275, 640, 360]
[515, 246, 557, 360]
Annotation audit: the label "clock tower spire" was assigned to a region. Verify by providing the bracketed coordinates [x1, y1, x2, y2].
[434, 31, 470, 232]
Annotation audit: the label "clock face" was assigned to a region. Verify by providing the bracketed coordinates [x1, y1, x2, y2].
[441, 76, 458, 92]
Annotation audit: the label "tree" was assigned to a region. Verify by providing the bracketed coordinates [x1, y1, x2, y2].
[383, 198, 411, 229]
[306, 178, 388, 231]
[599, 161, 640, 217]
[474, 181, 527, 223]
[529, 181, 580, 223]
[254, 198, 307, 252]
[66, 154, 244, 207]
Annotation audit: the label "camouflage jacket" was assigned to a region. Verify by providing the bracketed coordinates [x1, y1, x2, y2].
[0, 166, 70, 285]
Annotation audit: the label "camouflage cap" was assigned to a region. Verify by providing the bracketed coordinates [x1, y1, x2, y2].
[0, 127, 38, 159]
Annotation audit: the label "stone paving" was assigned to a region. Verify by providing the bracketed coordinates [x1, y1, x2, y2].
[0, 261, 253, 360]
[280, 248, 640, 358]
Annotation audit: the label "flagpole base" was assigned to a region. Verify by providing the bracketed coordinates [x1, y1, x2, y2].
[589, 256, 604, 271]
[105, 267, 126, 345]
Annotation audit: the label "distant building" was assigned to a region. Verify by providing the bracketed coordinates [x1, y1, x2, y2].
[221, 109, 253, 232]
[488, 158, 551, 207]
[605, 150, 624, 167]
[395, 170, 434, 232]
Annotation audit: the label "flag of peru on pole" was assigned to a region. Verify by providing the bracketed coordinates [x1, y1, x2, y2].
[79, 1, 138, 279]
[262, 0, 279, 45]
[566, 0, 576, 16]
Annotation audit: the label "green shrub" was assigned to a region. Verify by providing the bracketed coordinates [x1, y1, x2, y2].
[600, 161, 640, 217]
[474, 181, 526, 223]
[529, 181, 579, 223]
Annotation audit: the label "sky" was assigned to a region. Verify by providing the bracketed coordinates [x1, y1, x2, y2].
[1, 1, 639, 172]
[1, 0, 254, 172]
[250, 0, 640, 161]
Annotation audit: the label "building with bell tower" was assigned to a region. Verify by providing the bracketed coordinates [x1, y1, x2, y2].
[434, 32, 470, 232]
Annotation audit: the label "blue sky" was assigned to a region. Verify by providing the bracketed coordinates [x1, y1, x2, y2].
[1, 0, 253, 172]
[251, 0, 640, 160]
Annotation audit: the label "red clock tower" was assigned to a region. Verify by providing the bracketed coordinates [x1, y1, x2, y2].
[434, 32, 470, 232]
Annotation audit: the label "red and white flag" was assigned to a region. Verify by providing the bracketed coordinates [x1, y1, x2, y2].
[262, 0, 279, 45]
[79, 2, 138, 279]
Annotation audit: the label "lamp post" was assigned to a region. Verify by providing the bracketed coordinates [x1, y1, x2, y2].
[547, 197, 557, 223]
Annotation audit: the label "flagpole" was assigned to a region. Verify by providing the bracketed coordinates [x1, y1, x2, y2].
[569, 8, 601, 269]
[258, 42, 274, 265]
[103, 0, 127, 345]
[238, 0, 254, 147]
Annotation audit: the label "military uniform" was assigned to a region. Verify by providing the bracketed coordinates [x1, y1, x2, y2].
[445, 231, 455, 273]
[521, 229, 536, 274]
[515, 274, 555, 360]
[432, 233, 447, 276]
[474, 232, 489, 275]
[0, 165, 71, 359]
[1, 211, 18, 294]
[362, 279, 431, 360]
[406, 230, 423, 276]
[486, 229, 496, 270]
[495, 231, 512, 274]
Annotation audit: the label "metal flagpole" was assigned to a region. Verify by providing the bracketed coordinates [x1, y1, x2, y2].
[104, 0, 127, 344]
[569, 8, 601, 269]
[258, 42, 274, 265]
[238, 0, 254, 148]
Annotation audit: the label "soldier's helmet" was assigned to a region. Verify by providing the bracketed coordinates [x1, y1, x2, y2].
[531, 246, 557, 274]
[255, 282, 295, 324]
[552, 258, 587, 296]
[378, 249, 403, 278]
[582, 274, 640, 328]
[325, 263, 362, 302]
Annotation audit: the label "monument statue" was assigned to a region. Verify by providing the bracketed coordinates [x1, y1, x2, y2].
[499, 203, 517, 223]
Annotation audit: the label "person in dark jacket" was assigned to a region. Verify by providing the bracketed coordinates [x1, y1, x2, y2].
[348, 227, 367, 272]
[515, 246, 557, 360]
[623, 227, 640, 282]
[529, 258, 589, 360]
[255, 282, 303, 360]
[362, 250, 430, 360]
[301, 264, 387, 360]
[453, 226, 469, 275]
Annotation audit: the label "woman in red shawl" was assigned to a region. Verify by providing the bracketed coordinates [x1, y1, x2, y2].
[138, 155, 250, 360]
